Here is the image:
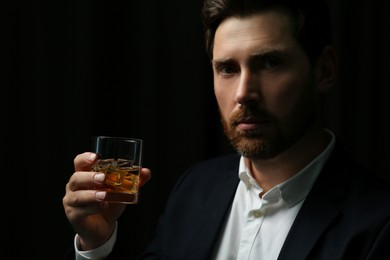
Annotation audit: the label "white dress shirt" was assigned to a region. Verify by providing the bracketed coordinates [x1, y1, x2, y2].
[212, 130, 335, 259]
[75, 130, 335, 260]
[75, 222, 117, 260]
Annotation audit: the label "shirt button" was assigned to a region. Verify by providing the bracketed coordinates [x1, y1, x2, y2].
[250, 210, 262, 218]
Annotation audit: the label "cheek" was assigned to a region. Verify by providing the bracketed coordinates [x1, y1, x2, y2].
[214, 86, 234, 120]
[265, 74, 310, 112]
[275, 76, 316, 122]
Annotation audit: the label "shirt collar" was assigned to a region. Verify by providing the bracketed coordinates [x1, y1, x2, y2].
[238, 129, 336, 207]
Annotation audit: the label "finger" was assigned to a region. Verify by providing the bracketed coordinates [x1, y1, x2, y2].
[74, 152, 98, 172]
[64, 188, 107, 207]
[63, 189, 109, 219]
[139, 168, 151, 187]
[67, 171, 106, 191]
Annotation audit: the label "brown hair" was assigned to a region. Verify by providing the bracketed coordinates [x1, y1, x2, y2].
[201, 0, 332, 63]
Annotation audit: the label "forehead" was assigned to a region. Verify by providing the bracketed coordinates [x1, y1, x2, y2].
[213, 10, 297, 58]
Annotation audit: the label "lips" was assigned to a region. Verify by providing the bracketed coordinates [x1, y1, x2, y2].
[235, 117, 265, 130]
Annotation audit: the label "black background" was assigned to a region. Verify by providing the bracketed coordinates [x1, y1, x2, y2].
[3, 0, 390, 259]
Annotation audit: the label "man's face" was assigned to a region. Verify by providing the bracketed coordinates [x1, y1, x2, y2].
[212, 10, 318, 160]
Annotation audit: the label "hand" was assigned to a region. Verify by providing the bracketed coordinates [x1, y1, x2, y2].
[63, 152, 151, 250]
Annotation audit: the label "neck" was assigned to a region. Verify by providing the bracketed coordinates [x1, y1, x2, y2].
[247, 128, 331, 193]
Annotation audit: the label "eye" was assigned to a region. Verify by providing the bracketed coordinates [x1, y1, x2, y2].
[264, 56, 284, 70]
[250, 53, 285, 72]
[214, 62, 239, 77]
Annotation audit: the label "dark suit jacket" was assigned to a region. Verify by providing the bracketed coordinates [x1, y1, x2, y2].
[66, 142, 390, 259]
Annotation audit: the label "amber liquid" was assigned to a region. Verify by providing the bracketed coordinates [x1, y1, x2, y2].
[92, 158, 140, 203]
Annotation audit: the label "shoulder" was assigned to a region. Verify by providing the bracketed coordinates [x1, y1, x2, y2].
[348, 169, 390, 212]
[328, 140, 390, 197]
[170, 153, 241, 192]
[320, 140, 390, 214]
[183, 153, 240, 178]
[186, 153, 241, 173]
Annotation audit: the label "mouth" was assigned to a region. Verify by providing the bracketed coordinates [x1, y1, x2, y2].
[235, 117, 267, 131]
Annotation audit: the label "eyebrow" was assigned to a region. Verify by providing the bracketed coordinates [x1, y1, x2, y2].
[251, 49, 286, 58]
[212, 49, 285, 66]
[212, 58, 233, 67]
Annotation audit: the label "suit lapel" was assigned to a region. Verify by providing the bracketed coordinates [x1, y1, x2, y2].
[190, 157, 240, 259]
[278, 142, 349, 259]
[277, 195, 339, 259]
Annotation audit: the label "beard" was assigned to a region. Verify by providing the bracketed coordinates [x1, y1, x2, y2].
[220, 106, 285, 160]
[220, 78, 317, 161]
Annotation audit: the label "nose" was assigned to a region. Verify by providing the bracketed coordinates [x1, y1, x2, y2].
[234, 71, 261, 105]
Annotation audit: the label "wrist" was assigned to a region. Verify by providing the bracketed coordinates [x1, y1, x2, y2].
[74, 222, 118, 259]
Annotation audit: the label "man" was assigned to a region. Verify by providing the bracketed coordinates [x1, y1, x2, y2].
[63, 0, 390, 259]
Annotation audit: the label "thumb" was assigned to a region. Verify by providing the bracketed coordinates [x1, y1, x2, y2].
[74, 152, 98, 171]
[139, 168, 151, 187]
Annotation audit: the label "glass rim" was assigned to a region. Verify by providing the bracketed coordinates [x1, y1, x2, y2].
[92, 136, 143, 143]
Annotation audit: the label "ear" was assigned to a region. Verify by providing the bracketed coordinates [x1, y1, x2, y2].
[315, 45, 338, 93]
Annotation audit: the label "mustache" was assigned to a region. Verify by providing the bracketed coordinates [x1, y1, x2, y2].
[229, 106, 272, 125]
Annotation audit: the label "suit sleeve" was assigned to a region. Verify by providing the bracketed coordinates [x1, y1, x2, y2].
[366, 218, 390, 260]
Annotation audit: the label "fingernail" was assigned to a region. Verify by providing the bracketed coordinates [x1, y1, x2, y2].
[94, 173, 105, 183]
[87, 153, 97, 162]
[96, 191, 106, 200]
